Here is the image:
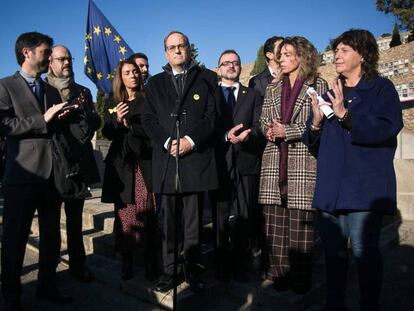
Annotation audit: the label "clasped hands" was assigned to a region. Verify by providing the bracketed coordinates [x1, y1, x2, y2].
[265, 120, 286, 142]
[169, 138, 192, 157]
[227, 123, 251, 144]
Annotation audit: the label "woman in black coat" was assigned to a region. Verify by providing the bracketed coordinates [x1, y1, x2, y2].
[101, 59, 156, 280]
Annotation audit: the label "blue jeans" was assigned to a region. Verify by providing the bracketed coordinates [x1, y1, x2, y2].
[318, 210, 383, 311]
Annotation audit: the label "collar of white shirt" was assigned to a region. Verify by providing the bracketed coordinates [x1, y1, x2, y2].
[220, 81, 240, 100]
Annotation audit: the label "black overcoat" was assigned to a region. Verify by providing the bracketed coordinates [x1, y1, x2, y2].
[101, 97, 152, 204]
[142, 64, 218, 194]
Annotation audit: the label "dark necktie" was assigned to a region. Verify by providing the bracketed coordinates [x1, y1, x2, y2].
[34, 78, 45, 111]
[226, 86, 236, 111]
[175, 73, 184, 97]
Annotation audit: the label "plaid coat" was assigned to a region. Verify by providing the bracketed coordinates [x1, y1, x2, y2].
[258, 77, 328, 210]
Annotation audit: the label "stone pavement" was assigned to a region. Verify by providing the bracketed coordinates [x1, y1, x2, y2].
[0, 245, 158, 311]
[0, 220, 413, 310]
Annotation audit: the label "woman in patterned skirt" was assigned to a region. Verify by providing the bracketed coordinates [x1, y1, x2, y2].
[259, 36, 328, 294]
[101, 59, 157, 280]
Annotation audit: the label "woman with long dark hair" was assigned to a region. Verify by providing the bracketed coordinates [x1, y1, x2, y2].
[304, 29, 403, 310]
[101, 59, 157, 280]
[259, 36, 328, 294]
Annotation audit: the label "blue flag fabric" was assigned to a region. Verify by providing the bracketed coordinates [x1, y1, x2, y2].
[84, 0, 134, 94]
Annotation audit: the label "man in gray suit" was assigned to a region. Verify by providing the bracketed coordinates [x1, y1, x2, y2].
[0, 32, 72, 311]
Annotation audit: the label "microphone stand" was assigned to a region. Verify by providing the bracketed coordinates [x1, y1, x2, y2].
[162, 69, 187, 311]
[170, 109, 185, 311]
[171, 112, 180, 311]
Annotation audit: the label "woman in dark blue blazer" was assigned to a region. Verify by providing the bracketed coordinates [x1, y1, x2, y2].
[304, 29, 403, 311]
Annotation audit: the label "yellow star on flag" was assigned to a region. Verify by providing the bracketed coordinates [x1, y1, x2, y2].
[87, 67, 93, 74]
[113, 35, 121, 43]
[97, 72, 103, 80]
[106, 73, 113, 80]
[104, 27, 112, 36]
[93, 26, 101, 36]
[85, 33, 92, 41]
[119, 46, 127, 55]
[84, 55, 89, 65]
[84, 45, 89, 51]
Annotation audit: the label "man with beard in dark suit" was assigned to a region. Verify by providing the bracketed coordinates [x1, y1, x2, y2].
[0, 32, 73, 311]
[249, 36, 284, 98]
[211, 49, 265, 282]
[142, 31, 218, 293]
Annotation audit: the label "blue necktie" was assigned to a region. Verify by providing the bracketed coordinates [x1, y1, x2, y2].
[226, 86, 236, 111]
[34, 78, 44, 111]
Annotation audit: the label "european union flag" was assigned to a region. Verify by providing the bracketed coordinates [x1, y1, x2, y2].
[84, 0, 134, 94]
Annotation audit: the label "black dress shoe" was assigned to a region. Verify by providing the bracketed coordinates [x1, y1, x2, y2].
[216, 267, 230, 283]
[322, 306, 349, 311]
[183, 262, 205, 293]
[290, 282, 311, 295]
[70, 268, 93, 282]
[36, 288, 73, 304]
[153, 274, 175, 293]
[272, 277, 289, 292]
[121, 253, 133, 281]
[187, 274, 205, 293]
[233, 271, 249, 283]
[4, 301, 24, 311]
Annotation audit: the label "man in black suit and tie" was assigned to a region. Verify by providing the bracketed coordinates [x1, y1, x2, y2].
[142, 31, 218, 293]
[0, 32, 73, 310]
[211, 49, 265, 282]
[249, 36, 284, 98]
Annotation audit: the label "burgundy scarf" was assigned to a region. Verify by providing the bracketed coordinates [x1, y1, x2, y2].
[278, 75, 304, 197]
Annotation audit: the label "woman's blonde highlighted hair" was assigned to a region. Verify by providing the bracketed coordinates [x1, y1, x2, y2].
[276, 36, 319, 81]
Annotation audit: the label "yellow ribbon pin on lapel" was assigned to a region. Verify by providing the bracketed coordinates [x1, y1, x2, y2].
[108, 107, 117, 114]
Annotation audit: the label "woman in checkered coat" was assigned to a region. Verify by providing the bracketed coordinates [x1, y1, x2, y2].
[259, 36, 328, 293]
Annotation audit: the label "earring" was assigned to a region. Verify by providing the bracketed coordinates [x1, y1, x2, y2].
[360, 58, 364, 63]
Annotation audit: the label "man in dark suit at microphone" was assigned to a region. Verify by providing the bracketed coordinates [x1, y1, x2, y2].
[142, 31, 218, 293]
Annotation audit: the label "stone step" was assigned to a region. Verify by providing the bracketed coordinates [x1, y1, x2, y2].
[31, 189, 216, 263]
[60, 189, 115, 234]
[31, 215, 216, 265]
[30, 216, 117, 259]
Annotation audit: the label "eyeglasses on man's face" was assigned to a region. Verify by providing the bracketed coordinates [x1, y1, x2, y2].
[219, 61, 240, 67]
[165, 44, 188, 53]
[53, 57, 74, 63]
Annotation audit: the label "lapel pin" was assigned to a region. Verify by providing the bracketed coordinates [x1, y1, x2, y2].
[242, 90, 247, 94]
[193, 94, 200, 101]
